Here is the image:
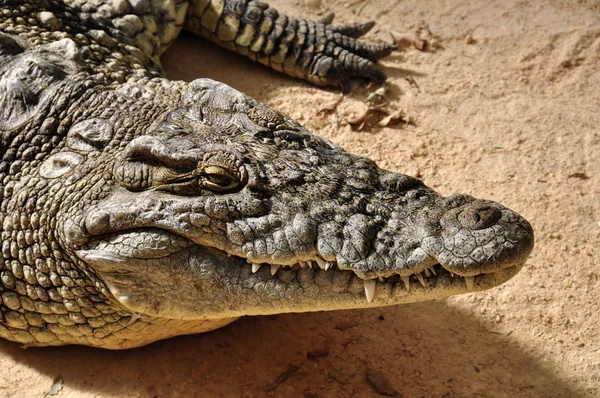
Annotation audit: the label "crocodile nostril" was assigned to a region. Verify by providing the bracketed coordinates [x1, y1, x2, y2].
[458, 204, 502, 230]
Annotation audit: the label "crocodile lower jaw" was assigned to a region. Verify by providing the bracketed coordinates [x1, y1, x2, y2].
[238, 256, 523, 303]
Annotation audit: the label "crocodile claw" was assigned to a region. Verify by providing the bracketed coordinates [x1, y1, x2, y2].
[308, 14, 397, 92]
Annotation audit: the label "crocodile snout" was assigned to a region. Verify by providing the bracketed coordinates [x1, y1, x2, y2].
[432, 199, 534, 276]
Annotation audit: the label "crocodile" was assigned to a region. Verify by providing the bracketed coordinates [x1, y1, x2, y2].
[0, 0, 534, 349]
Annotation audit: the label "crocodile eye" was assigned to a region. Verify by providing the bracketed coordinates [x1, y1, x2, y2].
[202, 165, 239, 192]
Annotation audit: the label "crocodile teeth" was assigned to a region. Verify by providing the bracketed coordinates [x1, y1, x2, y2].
[251, 263, 261, 274]
[364, 279, 376, 303]
[424, 268, 433, 278]
[378, 276, 385, 283]
[315, 256, 326, 270]
[299, 261, 309, 269]
[325, 262, 334, 271]
[307, 260, 313, 268]
[270, 264, 280, 276]
[465, 276, 475, 290]
[429, 267, 437, 276]
[416, 272, 427, 288]
[401, 275, 410, 291]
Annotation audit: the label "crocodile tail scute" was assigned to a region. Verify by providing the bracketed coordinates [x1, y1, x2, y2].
[185, 0, 396, 92]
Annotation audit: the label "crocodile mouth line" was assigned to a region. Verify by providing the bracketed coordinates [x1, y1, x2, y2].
[83, 228, 523, 305]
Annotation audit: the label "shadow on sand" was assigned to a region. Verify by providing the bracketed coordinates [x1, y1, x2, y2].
[1, 300, 581, 397]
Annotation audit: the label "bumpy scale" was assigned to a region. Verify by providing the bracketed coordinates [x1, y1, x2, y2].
[0, 0, 533, 348]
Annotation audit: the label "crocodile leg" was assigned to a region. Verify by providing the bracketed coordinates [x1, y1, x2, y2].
[184, 0, 397, 92]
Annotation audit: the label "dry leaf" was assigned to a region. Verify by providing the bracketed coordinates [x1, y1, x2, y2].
[346, 107, 410, 130]
[365, 85, 388, 105]
[46, 376, 63, 397]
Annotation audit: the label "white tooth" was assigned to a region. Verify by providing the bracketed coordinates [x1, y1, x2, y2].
[364, 279, 376, 303]
[416, 273, 427, 288]
[465, 276, 475, 290]
[424, 268, 432, 278]
[299, 261, 309, 269]
[325, 262, 334, 271]
[307, 260, 313, 268]
[378, 276, 385, 283]
[315, 256, 326, 270]
[252, 264, 261, 274]
[429, 267, 437, 276]
[270, 264, 280, 276]
[401, 275, 410, 292]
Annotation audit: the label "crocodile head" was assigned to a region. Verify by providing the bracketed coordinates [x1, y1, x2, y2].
[61, 79, 533, 322]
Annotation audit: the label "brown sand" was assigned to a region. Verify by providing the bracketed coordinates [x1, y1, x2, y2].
[1, 0, 598, 396]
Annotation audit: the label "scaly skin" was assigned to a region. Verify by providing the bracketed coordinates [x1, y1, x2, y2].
[0, 1, 533, 348]
[185, 1, 396, 92]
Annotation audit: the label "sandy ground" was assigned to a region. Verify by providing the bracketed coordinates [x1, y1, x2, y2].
[1, 0, 599, 397]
